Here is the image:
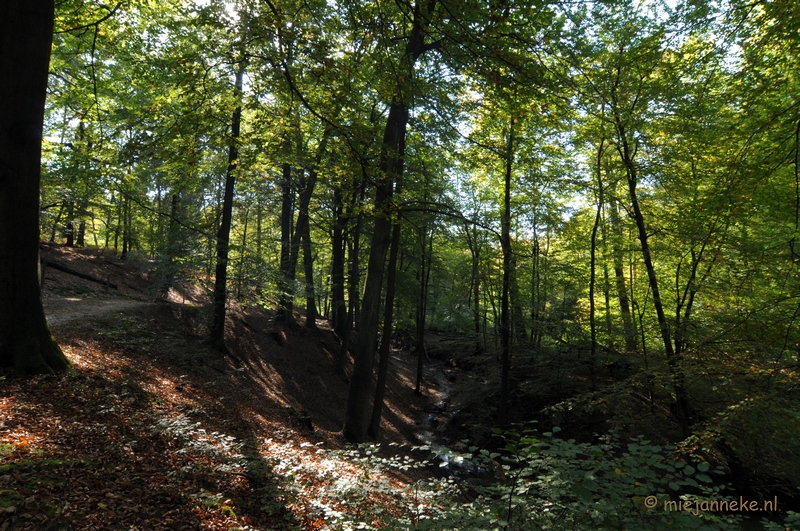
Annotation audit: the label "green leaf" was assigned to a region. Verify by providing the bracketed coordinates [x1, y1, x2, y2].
[572, 483, 594, 502]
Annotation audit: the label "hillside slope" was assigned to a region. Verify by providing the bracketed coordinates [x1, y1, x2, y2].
[0, 243, 448, 530]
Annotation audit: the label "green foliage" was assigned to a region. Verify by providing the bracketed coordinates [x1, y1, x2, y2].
[319, 431, 748, 531]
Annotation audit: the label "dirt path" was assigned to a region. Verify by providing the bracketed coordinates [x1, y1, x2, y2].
[44, 297, 154, 327]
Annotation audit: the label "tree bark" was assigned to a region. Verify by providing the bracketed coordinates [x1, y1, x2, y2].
[499, 116, 514, 425]
[415, 225, 432, 394]
[616, 120, 690, 428]
[331, 188, 347, 335]
[336, 181, 366, 373]
[342, 0, 435, 442]
[367, 219, 402, 439]
[608, 194, 637, 354]
[276, 161, 296, 322]
[210, 60, 246, 351]
[343, 100, 407, 442]
[0, 0, 69, 373]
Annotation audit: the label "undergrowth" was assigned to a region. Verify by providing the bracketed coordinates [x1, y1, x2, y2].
[319, 427, 798, 531]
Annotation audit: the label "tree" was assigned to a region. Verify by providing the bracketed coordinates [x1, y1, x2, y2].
[210, 58, 247, 352]
[342, 0, 437, 442]
[0, 0, 69, 373]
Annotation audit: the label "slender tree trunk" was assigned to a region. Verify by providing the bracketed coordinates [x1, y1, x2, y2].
[332, 188, 347, 335]
[601, 215, 614, 347]
[301, 221, 317, 328]
[589, 139, 605, 390]
[121, 194, 131, 259]
[50, 201, 64, 242]
[276, 161, 296, 322]
[237, 205, 248, 299]
[66, 201, 75, 247]
[0, 0, 69, 373]
[349, 180, 366, 329]
[510, 252, 527, 344]
[343, 101, 407, 442]
[210, 59, 246, 351]
[499, 117, 514, 425]
[467, 225, 482, 352]
[608, 194, 637, 353]
[289, 131, 329, 327]
[343, 0, 433, 442]
[337, 180, 365, 372]
[255, 190, 264, 295]
[415, 225, 431, 394]
[617, 121, 690, 428]
[368, 219, 401, 438]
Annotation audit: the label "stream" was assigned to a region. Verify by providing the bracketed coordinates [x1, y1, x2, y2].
[414, 359, 485, 477]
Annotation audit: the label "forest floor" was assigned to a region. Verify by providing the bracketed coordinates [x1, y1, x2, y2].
[0, 243, 458, 530]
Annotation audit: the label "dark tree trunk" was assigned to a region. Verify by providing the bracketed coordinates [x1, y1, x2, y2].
[236, 205, 249, 299]
[510, 253, 527, 344]
[0, 0, 69, 373]
[301, 227, 317, 328]
[66, 200, 75, 247]
[120, 194, 131, 259]
[342, 0, 433, 442]
[210, 60, 246, 351]
[499, 117, 514, 426]
[465, 224, 482, 352]
[337, 181, 366, 373]
[608, 194, 637, 354]
[589, 139, 605, 390]
[616, 120, 691, 429]
[331, 188, 347, 335]
[343, 101, 407, 442]
[77, 220, 85, 247]
[367, 219, 402, 439]
[276, 162, 296, 322]
[414, 221, 430, 394]
[50, 201, 64, 243]
[285, 131, 329, 328]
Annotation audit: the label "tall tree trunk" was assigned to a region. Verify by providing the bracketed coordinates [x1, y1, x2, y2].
[236, 205, 249, 299]
[210, 59, 246, 351]
[287, 131, 329, 327]
[608, 194, 637, 353]
[0, 0, 69, 373]
[589, 139, 605, 390]
[343, 101, 407, 442]
[332, 187, 347, 335]
[276, 161, 296, 322]
[66, 201, 75, 247]
[301, 226, 317, 328]
[121, 194, 131, 259]
[510, 252, 527, 344]
[466, 224, 482, 353]
[77, 220, 85, 247]
[50, 201, 65, 243]
[336, 184, 366, 373]
[368, 219, 402, 439]
[415, 225, 431, 394]
[499, 117, 514, 426]
[342, 0, 433, 442]
[617, 121, 690, 428]
[255, 189, 264, 295]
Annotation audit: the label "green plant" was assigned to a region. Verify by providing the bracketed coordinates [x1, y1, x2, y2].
[374, 429, 745, 530]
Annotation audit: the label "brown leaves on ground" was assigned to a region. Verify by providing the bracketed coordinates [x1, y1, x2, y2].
[1, 244, 447, 530]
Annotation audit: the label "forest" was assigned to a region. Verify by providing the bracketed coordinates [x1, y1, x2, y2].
[2, 0, 800, 529]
